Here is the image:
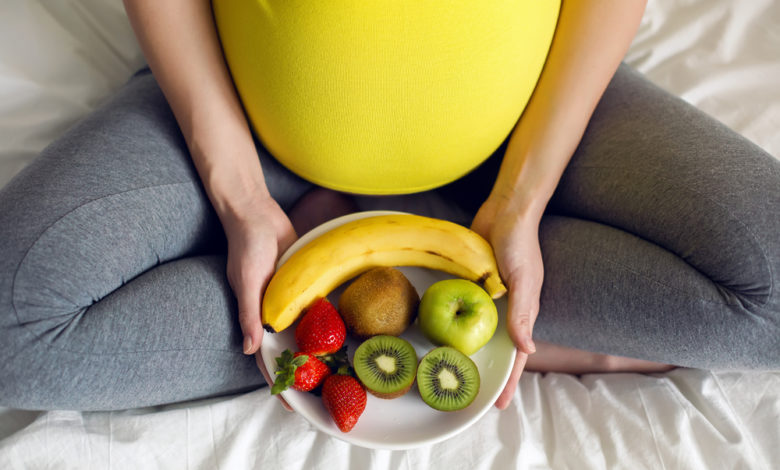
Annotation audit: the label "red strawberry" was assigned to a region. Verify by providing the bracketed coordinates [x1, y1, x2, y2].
[295, 298, 346, 355]
[321, 374, 367, 433]
[271, 349, 331, 394]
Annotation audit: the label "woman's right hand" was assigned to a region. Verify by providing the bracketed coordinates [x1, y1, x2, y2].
[221, 194, 297, 410]
[123, 0, 304, 411]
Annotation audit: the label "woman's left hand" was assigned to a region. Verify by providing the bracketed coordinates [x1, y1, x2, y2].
[471, 194, 545, 410]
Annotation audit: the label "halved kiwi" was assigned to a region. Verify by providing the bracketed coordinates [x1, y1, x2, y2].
[417, 346, 480, 411]
[354, 335, 418, 399]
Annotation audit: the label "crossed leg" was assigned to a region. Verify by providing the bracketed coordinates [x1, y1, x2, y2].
[439, 63, 780, 372]
[0, 69, 313, 410]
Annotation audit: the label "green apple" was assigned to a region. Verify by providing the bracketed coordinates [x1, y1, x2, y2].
[417, 279, 498, 355]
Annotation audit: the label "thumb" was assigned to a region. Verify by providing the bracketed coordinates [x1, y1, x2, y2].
[235, 259, 276, 356]
[238, 286, 264, 355]
[506, 278, 538, 355]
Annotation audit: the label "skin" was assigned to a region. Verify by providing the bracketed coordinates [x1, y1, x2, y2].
[469, 0, 662, 409]
[123, 0, 295, 410]
[123, 0, 669, 413]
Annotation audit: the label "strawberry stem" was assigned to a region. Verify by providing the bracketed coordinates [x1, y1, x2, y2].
[271, 349, 308, 395]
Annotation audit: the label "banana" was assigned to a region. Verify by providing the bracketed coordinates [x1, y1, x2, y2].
[261, 213, 507, 333]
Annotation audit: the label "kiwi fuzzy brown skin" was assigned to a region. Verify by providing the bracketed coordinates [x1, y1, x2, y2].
[359, 342, 415, 399]
[354, 335, 418, 399]
[368, 379, 414, 400]
[338, 267, 419, 339]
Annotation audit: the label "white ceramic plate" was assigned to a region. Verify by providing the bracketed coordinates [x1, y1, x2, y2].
[261, 211, 515, 450]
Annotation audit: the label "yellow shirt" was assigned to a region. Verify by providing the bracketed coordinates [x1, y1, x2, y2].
[213, 0, 560, 195]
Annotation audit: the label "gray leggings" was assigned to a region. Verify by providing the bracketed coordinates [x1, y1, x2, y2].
[1, 64, 778, 411]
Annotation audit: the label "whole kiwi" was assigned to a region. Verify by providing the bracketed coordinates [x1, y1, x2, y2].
[338, 267, 419, 338]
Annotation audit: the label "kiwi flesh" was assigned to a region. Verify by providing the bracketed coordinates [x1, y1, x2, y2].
[354, 335, 418, 399]
[417, 346, 480, 411]
[338, 267, 419, 339]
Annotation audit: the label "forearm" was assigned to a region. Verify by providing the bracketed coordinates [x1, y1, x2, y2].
[122, 0, 269, 223]
[490, 0, 647, 219]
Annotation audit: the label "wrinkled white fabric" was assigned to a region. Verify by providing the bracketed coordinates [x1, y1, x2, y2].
[626, 0, 779, 157]
[0, 0, 144, 189]
[1, 370, 777, 469]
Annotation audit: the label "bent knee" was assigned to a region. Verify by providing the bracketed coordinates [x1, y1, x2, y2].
[0, 291, 83, 410]
[0, 321, 46, 409]
[742, 304, 780, 369]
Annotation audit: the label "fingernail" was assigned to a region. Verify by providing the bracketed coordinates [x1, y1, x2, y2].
[523, 336, 536, 354]
[243, 335, 253, 354]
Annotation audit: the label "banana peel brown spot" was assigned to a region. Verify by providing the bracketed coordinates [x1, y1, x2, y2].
[423, 249, 455, 263]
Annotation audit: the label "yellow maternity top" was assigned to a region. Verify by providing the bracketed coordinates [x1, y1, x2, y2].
[213, 0, 560, 195]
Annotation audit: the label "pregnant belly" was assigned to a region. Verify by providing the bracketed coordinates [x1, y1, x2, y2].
[213, 0, 560, 195]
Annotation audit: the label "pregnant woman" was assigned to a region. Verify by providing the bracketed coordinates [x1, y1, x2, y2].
[1, 0, 778, 411]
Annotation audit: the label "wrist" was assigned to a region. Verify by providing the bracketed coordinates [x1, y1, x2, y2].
[488, 130, 570, 223]
[209, 172, 273, 228]
[184, 121, 275, 225]
[488, 171, 550, 223]
[195, 150, 273, 226]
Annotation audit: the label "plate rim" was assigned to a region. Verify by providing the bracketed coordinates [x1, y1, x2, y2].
[261, 210, 516, 450]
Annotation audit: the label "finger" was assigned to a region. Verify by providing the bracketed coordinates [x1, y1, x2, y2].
[495, 349, 528, 410]
[236, 261, 275, 355]
[506, 280, 538, 355]
[237, 286, 263, 355]
[255, 352, 293, 412]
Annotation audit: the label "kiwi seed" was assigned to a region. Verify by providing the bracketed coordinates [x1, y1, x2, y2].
[354, 335, 418, 399]
[416, 346, 480, 411]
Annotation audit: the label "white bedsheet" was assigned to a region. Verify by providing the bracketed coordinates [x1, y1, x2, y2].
[1, 370, 778, 469]
[1, 1, 778, 469]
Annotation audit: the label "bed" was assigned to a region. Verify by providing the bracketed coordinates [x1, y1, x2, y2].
[1, 0, 778, 468]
